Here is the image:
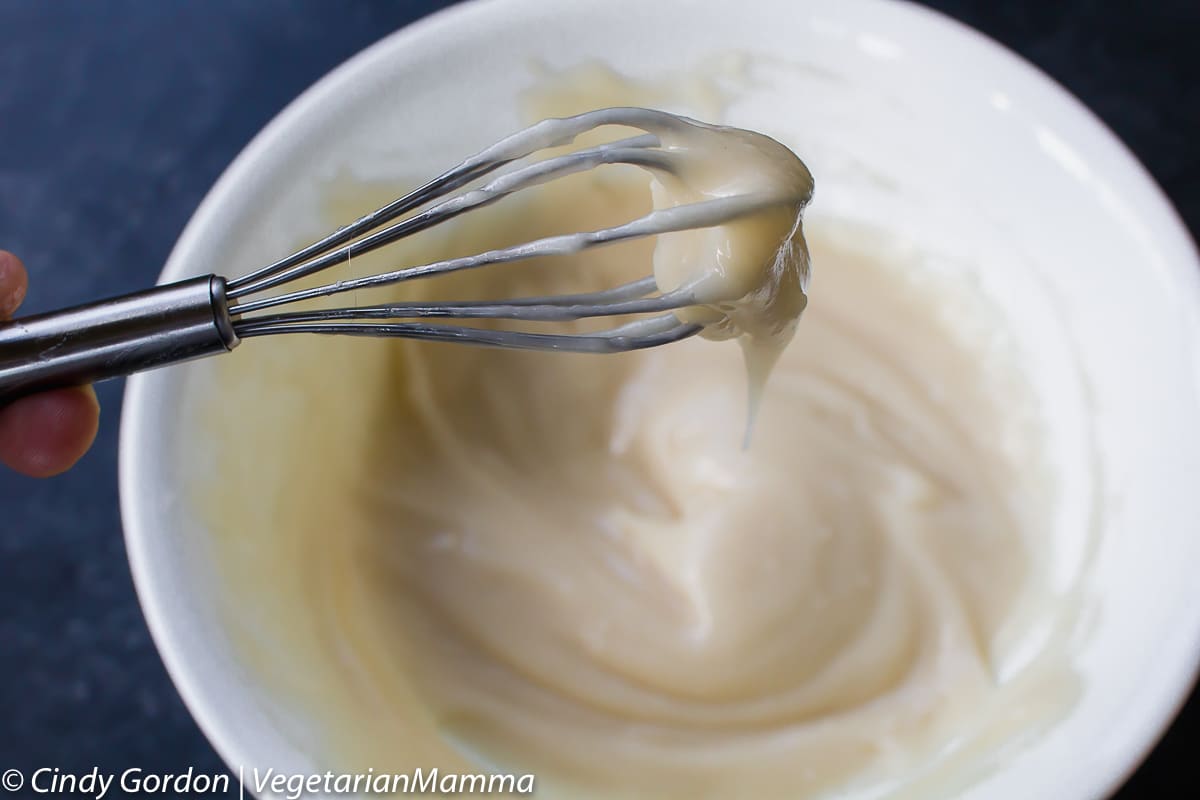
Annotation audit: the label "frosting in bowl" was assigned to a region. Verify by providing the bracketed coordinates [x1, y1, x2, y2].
[191, 67, 1080, 800]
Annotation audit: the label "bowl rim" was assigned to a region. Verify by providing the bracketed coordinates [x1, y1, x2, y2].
[119, 0, 1200, 796]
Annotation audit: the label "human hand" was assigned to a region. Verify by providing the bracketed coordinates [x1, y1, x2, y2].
[0, 251, 100, 477]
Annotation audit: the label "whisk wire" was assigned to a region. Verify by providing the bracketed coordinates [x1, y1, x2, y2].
[224, 108, 777, 351]
[225, 135, 664, 303]
[234, 279, 693, 326]
[234, 312, 697, 354]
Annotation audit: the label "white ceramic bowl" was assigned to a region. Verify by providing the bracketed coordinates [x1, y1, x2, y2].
[120, 0, 1200, 797]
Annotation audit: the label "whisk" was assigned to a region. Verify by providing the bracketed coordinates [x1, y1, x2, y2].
[0, 108, 782, 403]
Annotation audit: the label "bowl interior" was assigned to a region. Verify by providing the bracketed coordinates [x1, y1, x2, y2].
[120, 0, 1200, 797]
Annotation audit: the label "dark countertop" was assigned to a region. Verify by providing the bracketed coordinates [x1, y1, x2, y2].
[0, 1, 1196, 796]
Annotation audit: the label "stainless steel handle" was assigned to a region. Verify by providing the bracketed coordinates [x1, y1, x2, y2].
[0, 275, 239, 404]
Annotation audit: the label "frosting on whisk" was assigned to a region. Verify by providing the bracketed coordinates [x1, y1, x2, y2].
[646, 120, 813, 427]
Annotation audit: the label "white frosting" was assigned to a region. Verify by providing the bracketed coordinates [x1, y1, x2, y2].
[645, 118, 812, 423]
[193, 68, 1076, 800]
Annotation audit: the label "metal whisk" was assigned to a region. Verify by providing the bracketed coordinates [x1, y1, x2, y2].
[0, 108, 781, 403]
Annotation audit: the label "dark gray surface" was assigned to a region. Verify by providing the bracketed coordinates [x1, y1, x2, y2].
[0, 1, 1195, 797]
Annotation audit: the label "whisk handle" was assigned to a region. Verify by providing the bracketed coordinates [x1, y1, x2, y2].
[0, 275, 239, 404]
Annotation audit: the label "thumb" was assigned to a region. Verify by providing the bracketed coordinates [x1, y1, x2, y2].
[0, 250, 29, 319]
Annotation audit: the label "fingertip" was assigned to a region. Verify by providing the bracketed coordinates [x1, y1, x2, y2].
[0, 386, 101, 478]
[0, 250, 29, 318]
